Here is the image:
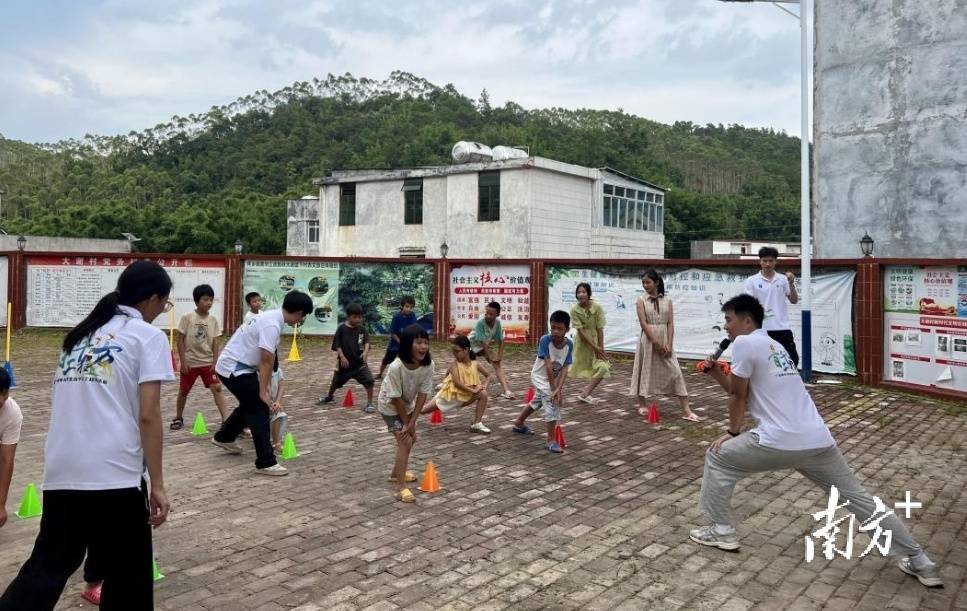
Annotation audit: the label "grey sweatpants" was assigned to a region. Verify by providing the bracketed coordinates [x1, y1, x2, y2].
[698, 432, 922, 557]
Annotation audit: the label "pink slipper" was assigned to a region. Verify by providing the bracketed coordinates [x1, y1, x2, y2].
[682, 413, 703, 422]
[81, 584, 102, 605]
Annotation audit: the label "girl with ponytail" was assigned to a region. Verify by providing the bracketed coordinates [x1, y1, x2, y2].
[1, 261, 176, 610]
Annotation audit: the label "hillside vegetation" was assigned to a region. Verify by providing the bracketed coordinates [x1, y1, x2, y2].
[0, 71, 803, 257]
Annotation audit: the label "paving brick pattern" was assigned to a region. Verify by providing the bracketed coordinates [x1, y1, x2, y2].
[0, 334, 965, 610]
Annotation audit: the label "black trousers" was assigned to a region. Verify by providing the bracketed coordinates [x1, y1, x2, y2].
[0, 483, 152, 611]
[767, 329, 800, 367]
[215, 372, 276, 469]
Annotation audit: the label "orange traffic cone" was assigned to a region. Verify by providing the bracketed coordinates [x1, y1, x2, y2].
[521, 387, 535, 406]
[554, 424, 567, 449]
[342, 390, 355, 408]
[418, 461, 441, 493]
[429, 409, 443, 425]
[647, 402, 660, 424]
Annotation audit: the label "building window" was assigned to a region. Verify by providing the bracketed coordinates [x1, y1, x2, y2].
[402, 178, 423, 225]
[307, 220, 320, 243]
[602, 183, 664, 232]
[478, 171, 500, 222]
[339, 183, 356, 226]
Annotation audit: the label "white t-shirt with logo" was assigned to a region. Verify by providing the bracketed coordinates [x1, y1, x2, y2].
[730, 329, 834, 451]
[216, 310, 284, 377]
[0, 398, 23, 445]
[744, 272, 792, 331]
[243, 311, 259, 324]
[530, 335, 574, 394]
[44, 305, 175, 491]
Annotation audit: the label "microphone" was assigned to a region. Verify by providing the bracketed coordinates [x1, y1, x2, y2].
[700, 338, 732, 374]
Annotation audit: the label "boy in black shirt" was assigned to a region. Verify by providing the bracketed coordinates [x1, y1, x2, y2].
[318, 303, 376, 412]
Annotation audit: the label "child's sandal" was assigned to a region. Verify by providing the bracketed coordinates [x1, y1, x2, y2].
[388, 471, 418, 483]
[395, 489, 416, 503]
[169, 417, 184, 431]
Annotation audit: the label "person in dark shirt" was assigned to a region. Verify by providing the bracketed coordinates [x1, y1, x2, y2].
[318, 303, 376, 412]
[378, 295, 417, 379]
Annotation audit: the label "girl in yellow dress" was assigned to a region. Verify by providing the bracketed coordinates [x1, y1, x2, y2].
[421, 335, 494, 434]
[569, 283, 611, 403]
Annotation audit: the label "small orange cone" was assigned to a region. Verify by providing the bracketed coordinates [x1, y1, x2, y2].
[342, 389, 355, 408]
[429, 409, 443, 425]
[647, 402, 660, 424]
[554, 424, 567, 449]
[418, 461, 441, 493]
[521, 387, 535, 406]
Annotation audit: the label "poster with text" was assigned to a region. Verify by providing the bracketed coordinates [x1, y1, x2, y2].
[338, 263, 434, 336]
[547, 266, 856, 375]
[450, 264, 530, 343]
[242, 260, 340, 335]
[26, 255, 226, 330]
[882, 265, 967, 394]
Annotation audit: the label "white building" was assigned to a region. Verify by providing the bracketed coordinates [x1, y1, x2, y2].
[689, 240, 802, 260]
[287, 156, 667, 259]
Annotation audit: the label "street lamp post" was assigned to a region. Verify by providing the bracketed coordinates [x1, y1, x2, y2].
[719, 0, 812, 380]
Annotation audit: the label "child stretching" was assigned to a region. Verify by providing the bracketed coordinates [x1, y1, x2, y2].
[513, 310, 574, 454]
[471, 302, 515, 399]
[171, 284, 229, 430]
[318, 303, 376, 412]
[269, 353, 287, 453]
[421, 335, 493, 434]
[378, 295, 417, 378]
[377, 324, 433, 503]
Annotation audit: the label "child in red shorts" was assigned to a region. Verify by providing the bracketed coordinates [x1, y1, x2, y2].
[170, 284, 229, 429]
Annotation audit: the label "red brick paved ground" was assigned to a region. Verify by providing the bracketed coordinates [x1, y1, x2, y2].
[1, 331, 965, 610]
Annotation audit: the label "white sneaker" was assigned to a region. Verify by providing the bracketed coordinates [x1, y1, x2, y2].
[256, 464, 288, 476]
[469, 422, 491, 435]
[210, 437, 243, 455]
[576, 395, 594, 404]
[499, 392, 516, 400]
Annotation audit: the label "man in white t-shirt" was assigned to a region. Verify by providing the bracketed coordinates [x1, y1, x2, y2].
[743, 246, 800, 366]
[688, 294, 942, 588]
[210, 291, 312, 476]
[0, 369, 22, 528]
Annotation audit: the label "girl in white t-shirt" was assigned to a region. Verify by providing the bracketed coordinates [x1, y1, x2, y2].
[0, 261, 175, 610]
[376, 324, 433, 503]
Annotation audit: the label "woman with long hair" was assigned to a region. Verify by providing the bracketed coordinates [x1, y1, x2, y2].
[630, 269, 700, 421]
[569, 282, 611, 403]
[0, 261, 174, 610]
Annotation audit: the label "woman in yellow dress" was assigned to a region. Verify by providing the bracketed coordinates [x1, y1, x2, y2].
[630, 270, 700, 421]
[569, 283, 611, 403]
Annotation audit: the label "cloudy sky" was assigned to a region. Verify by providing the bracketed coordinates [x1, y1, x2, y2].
[0, 0, 812, 144]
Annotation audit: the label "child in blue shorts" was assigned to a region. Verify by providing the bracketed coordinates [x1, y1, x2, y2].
[513, 310, 573, 453]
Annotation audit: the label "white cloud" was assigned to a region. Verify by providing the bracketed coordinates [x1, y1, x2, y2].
[0, 0, 810, 142]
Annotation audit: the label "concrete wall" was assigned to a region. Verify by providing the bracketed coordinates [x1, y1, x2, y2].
[3, 235, 132, 253]
[285, 198, 319, 256]
[814, 0, 967, 258]
[529, 169, 590, 258]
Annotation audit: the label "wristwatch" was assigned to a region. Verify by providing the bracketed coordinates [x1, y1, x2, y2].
[727, 429, 740, 437]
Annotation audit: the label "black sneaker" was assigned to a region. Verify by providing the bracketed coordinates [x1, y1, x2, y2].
[317, 396, 334, 405]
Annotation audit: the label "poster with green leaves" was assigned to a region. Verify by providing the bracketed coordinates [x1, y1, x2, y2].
[242, 260, 340, 335]
[338, 263, 434, 335]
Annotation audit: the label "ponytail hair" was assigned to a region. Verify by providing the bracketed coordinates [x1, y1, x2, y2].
[451, 334, 475, 360]
[63, 261, 173, 353]
[640, 269, 665, 297]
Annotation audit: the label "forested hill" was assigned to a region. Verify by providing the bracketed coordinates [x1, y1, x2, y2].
[0, 71, 803, 257]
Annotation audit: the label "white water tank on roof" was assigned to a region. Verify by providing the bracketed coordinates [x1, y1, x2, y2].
[491, 146, 528, 161]
[451, 141, 493, 164]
